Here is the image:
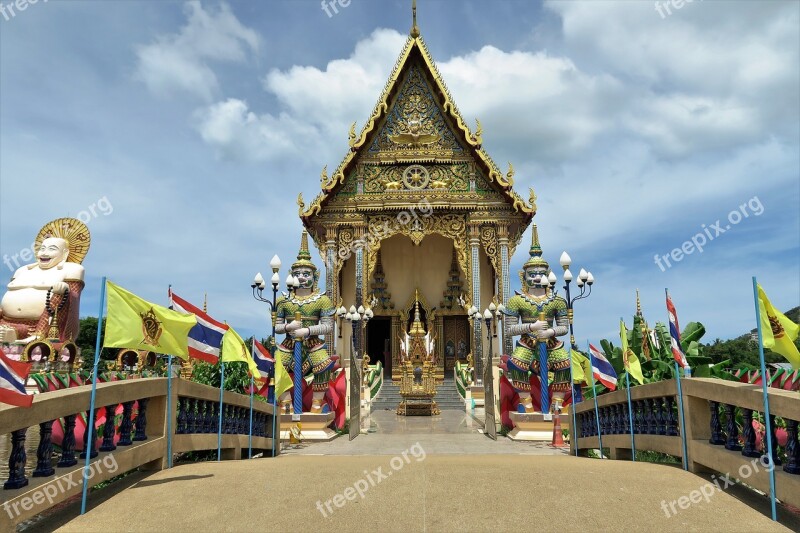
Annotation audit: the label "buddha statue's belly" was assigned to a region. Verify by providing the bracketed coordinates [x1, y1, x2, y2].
[1, 287, 48, 320]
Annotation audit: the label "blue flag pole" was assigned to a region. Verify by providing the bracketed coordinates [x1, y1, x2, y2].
[271, 347, 278, 457]
[248, 338, 255, 459]
[80, 276, 106, 516]
[167, 354, 173, 468]
[217, 359, 225, 462]
[674, 361, 689, 471]
[625, 372, 635, 461]
[565, 342, 579, 457]
[752, 276, 778, 522]
[587, 342, 603, 458]
[666, 288, 690, 471]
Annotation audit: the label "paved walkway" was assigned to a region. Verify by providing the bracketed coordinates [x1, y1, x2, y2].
[286, 409, 567, 456]
[22, 411, 800, 532]
[46, 455, 796, 532]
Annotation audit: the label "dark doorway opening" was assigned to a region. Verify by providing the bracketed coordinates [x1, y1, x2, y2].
[366, 317, 392, 377]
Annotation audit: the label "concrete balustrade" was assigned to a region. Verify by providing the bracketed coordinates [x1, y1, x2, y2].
[573, 378, 800, 511]
[0, 378, 278, 530]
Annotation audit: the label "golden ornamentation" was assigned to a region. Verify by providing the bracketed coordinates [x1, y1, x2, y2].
[320, 165, 329, 188]
[480, 225, 500, 277]
[140, 308, 163, 346]
[348, 122, 357, 148]
[506, 162, 515, 186]
[297, 193, 305, 217]
[529, 187, 537, 213]
[472, 119, 483, 146]
[35, 218, 91, 265]
[402, 164, 430, 190]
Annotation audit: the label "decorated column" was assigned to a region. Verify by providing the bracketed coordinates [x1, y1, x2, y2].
[498, 224, 512, 355]
[469, 222, 483, 381]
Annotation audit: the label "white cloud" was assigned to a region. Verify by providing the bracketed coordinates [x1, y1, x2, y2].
[134, 1, 259, 102]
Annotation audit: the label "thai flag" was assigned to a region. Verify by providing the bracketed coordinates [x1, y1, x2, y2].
[666, 293, 689, 368]
[169, 290, 228, 363]
[0, 349, 33, 407]
[252, 340, 276, 398]
[589, 343, 617, 391]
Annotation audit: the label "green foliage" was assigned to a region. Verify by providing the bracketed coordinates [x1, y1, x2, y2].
[191, 360, 252, 394]
[75, 316, 116, 366]
[635, 450, 680, 464]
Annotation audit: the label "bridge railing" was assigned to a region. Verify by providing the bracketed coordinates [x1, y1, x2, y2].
[573, 378, 799, 509]
[0, 377, 279, 529]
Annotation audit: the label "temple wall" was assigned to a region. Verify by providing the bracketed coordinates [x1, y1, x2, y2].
[379, 233, 453, 311]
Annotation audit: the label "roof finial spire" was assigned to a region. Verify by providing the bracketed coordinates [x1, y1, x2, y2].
[410, 0, 420, 38]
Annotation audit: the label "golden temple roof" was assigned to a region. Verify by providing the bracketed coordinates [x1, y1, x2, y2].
[298, 19, 535, 224]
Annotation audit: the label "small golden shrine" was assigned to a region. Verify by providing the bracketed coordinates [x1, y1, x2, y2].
[397, 290, 439, 415]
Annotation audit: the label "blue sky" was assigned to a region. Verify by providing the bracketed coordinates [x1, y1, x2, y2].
[1, 0, 798, 348]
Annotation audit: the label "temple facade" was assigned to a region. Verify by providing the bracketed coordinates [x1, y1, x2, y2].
[297, 23, 536, 384]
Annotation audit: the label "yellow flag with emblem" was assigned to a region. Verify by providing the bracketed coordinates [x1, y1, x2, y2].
[620, 319, 645, 385]
[571, 349, 590, 386]
[273, 350, 294, 398]
[758, 284, 799, 369]
[104, 281, 196, 359]
[221, 327, 261, 380]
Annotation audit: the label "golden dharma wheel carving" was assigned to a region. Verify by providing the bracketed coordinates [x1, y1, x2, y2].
[402, 164, 429, 190]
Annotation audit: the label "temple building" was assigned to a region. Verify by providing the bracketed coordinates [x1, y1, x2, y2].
[297, 12, 536, 383]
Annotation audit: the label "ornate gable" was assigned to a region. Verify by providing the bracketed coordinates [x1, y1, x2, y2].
[298, 31, 535, 220]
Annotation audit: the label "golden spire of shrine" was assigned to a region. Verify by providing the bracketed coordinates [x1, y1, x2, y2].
[410, 0, 420, 38]
[410, 289, 426, 335]
[636, 289, 642, 317]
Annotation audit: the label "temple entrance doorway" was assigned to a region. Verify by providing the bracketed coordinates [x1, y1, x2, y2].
[443, 316, 470, 373]
[366, 317, 392, 377]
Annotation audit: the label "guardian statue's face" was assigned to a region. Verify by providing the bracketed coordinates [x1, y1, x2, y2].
[292, 267, 315, 290]
[36, 238, 69, 270]
[524, 267, 547, 289]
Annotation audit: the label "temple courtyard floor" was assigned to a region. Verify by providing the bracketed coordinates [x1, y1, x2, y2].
[21, 410, 800, 532]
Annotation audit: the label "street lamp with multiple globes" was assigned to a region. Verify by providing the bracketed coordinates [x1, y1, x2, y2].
[336, 305, 373, 363]
[557, 251, 595, 405]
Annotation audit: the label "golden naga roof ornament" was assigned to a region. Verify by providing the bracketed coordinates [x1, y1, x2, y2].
[296, 193, 305, 216]
[529, 187, 537, 212]
[470, 118, 483, 146]
[348, 122, 357, 149]
[320, 165, 329, 187]
[410, 0, 420, 38]
[506, 162, 515, 187]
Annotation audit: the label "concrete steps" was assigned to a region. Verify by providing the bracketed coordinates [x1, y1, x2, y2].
[370, 378, 465, 411]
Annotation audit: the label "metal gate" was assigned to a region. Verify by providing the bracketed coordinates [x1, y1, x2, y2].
[349, 353, 360, 440]
[483, 352, 496, 440]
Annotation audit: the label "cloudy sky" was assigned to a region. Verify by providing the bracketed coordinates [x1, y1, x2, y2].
[1, 0, 797, 348]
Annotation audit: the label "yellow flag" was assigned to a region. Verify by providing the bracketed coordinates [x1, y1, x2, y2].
[571, 350, 590, 385]
[273, 350, 294, 398]
[104, 281, 196, 359]
[757, 284, 799, 369]
[221, 328, 261, 380]
[620, 319, 645, 385]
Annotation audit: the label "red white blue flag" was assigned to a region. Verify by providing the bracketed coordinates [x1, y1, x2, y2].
[666, 292, 689, 368]
[169, 289, 228, 363]
[0, 349, 33, 407]
[589, 343, 617, 391]
[252, 340, 275, 399]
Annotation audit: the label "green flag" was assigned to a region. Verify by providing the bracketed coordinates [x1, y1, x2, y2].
[104, 281, 196, 359]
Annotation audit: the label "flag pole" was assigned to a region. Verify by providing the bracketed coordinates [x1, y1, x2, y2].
[271, 345, 278, 457]
[565, 342, 579, 457]
[166, 354, 173, 468]
[217, 357, 225, 462]
[248, 337, 255, 459]
[587, 342, 603, 458]
[752, 277, 778, 522]
[625, 371, 635, 461]
[166, 285, 174, 469]
[666, 289, 690, 472]
[80, 276, 106, 516]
